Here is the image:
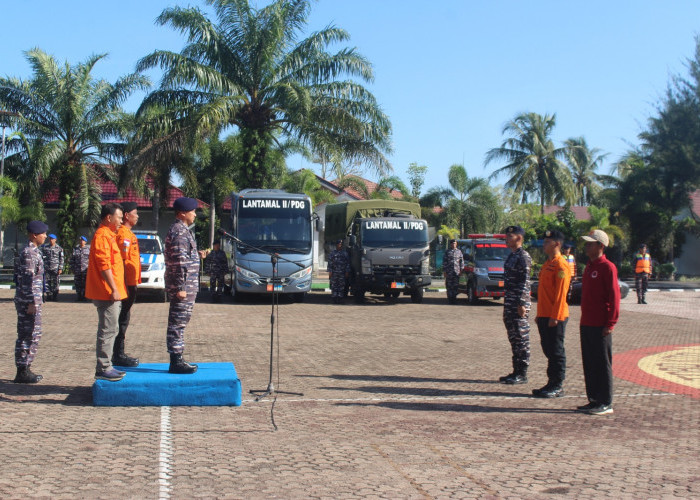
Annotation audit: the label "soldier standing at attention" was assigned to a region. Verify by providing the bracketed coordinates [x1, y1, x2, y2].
[327, 239, 350, 304]
[532, 230, 571, 398]
[42, 234, 64, 301]
[204, 239, 229, 302]
[86, 203, 127, 382]
[499, 225, 532, 385]
[578, 229, 620, 415]
[443, 239, 464, 304]
[71, 236, 90, 301]
[165, 197, 206, 374]
[115, 201, 141, 367]
[634, 243, 652, 304]
[13, 220, 49, 384]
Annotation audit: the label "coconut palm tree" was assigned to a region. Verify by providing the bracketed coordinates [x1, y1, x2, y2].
[136, 0, 392, 190]
[0, 49, 149, 244]
[564, 136, 607, 205]
[485, 112, 574, 214]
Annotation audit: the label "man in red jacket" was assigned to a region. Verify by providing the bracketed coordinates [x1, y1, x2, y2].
[578, 229, 620, 415]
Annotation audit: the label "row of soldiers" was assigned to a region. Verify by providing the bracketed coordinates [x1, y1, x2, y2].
[12, 198, 220, 384]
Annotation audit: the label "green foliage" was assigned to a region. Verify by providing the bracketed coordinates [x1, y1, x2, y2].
[407, 162, 428, 198]
[137, 0, 392, 190]
[657, 262, 677, 279]
[0, 49, 148, 241]
[485, 112, 574, 213]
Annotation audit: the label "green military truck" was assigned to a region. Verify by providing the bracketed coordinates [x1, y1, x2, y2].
[324, 200, 431, 303]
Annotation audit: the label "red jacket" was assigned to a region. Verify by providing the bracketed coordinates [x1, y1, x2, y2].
[580, 254, 620, 330]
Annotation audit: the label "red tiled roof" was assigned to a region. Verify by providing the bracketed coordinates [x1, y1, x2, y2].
[43, 178, 207, 209]
[542, 205, 591, 221]
[690, 189, 700, 218]
[331, 175, 404, 201]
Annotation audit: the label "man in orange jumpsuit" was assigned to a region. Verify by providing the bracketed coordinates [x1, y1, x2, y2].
[114, 201, 141, 367]
[532, 230, 571, 398]
[86, 203, 127, 381]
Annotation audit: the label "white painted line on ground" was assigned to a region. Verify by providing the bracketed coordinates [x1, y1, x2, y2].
[159, 406, 172, 499]
[241, 391, 678, 405]
[667, 289, 684, 292]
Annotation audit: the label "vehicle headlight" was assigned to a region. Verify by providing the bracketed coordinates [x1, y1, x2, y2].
[474, 267, 489, 276]
[289, 266, 312, 280]
[149, 262, 164, 271]
[235, 265, 260, 279]
[420, 258, 429, 274]
[361, 258, 371, 274]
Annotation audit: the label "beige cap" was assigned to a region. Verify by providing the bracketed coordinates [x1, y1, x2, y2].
[581, 229, 609, 247]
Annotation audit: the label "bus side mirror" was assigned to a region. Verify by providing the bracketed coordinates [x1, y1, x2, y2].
[315, 217, 323, 232]
[349, 235, 357, 247]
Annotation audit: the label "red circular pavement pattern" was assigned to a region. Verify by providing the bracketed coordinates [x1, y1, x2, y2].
[614, 344, 700, 398]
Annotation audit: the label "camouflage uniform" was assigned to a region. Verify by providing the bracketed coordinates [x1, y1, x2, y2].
[205, 249, 229, 298]
[443, 247, 464, 303]
[164, 219, 200, 354]
[503, 247, 532, 369]
[41, 243, 64, 300]
[70, 245, 90, 300]
[327, 248, 350, 301]
[15, 242, 44, 367]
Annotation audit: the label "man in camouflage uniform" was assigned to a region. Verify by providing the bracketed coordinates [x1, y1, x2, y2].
[204, 239, 229, 302]
[42, 234, 64, 301]
[500, 225, 532, 385]
[13, 220, 49, 384]
[70, 236, 90, 301]
[165, 197, 206, 374]
[327, 239, 350, 304]
[443, 239, 464, 304]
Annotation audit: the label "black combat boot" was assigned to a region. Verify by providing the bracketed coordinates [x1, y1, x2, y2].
[499, 359, 517, 383]
[169, 353, 198, 374]
[13, 365, 43, 384]
[112, 338, 139, 367]
[503, 362, 528, 385]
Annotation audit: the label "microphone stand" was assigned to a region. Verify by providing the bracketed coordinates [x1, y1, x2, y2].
[218, 230, 304, 402]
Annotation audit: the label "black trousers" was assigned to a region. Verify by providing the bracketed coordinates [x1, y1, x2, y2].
[580, 325, 613, 406]
[117, 285, 138, 342]
[536, 317, 568, 386]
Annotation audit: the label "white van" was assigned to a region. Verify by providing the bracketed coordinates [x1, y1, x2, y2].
[134, 230, 167, 301]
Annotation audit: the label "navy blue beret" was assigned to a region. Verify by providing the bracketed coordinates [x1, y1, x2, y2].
[504, 225, 525, 235]
[121, 201, 138, 213]
[27, 220, 49, 234]
[173, 197, 198, 212]
[542, 229, 565, 240]
[80, 236, 88, 242]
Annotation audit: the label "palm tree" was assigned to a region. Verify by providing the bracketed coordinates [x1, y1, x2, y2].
[564, 137, 607, 205]
[136, 0, 392, 190]
[0, 49, 149, 244]
[485, 112, 574, 214]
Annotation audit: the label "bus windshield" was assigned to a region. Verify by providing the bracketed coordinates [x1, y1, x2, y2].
[235, 199, 312, 252]
[361, 219, 428, 247]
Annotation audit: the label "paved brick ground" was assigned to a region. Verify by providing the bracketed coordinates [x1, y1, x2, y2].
[0, 289, 698, 499]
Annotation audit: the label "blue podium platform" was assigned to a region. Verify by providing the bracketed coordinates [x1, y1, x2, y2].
[93, 362, 242, 406]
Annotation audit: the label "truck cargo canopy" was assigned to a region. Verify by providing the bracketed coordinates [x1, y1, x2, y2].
[324, 200, 422, 242]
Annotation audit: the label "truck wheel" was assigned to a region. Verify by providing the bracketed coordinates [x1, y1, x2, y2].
[353, 288, 365, 304]
[467, 283, 479, 305]
[410, 287, 424, 304]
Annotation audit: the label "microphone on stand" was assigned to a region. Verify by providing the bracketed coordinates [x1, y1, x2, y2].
[217, 227, 235, 240]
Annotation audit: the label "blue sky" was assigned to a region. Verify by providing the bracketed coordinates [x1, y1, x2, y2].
[3, 1, 699, 194]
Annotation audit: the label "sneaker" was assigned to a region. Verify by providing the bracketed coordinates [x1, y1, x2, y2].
[576, 402, 597, 411]
[95, 368, 125, 381]
[587, 404, 613, 415]
[533, 385, 564, 398]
